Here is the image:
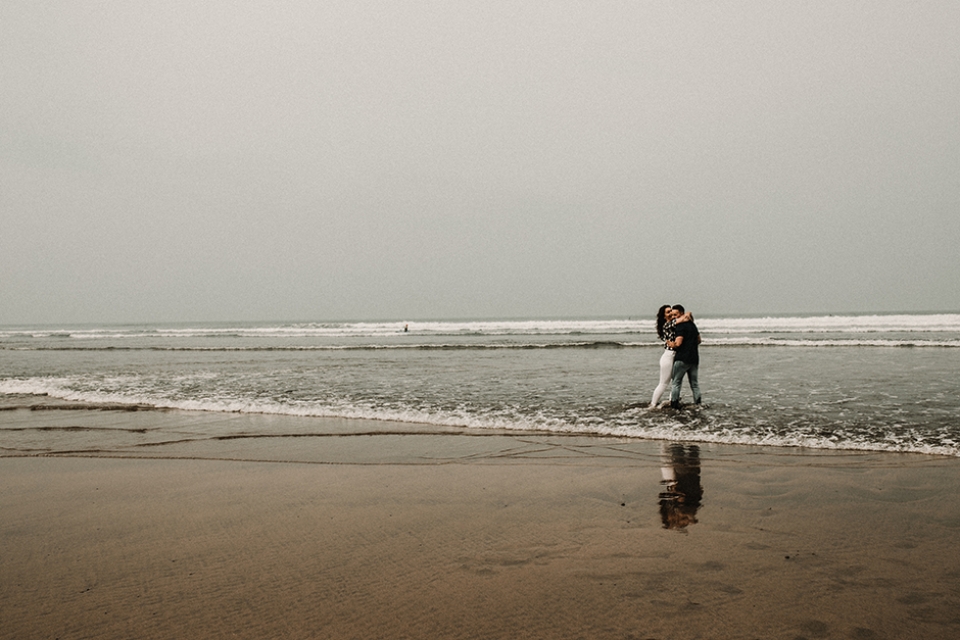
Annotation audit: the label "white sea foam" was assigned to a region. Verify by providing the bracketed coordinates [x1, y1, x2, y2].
[707, 337, 960, 348]
[698, 314, 960, 334]
[3, 377, 957, 458]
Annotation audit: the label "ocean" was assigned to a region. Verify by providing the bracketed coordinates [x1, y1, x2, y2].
[2, 313, 959, 457]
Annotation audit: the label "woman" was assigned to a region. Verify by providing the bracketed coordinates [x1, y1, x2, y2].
[650, 305, 678, 408]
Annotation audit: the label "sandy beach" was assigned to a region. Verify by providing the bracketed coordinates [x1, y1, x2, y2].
[3, 407, 960, 639]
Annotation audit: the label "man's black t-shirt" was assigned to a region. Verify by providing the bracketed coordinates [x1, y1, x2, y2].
[674, 321, 700, 365]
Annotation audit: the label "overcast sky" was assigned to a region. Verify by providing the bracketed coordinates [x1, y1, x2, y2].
[2, 1, 958, 324]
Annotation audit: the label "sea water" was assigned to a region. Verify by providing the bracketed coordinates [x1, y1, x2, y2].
[1, 314, 959, 456]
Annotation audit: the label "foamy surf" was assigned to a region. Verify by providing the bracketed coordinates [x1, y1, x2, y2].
[3, 314, 959, 458]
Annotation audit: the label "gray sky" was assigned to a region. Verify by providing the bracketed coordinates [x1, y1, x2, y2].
[3, 1, 959, 324]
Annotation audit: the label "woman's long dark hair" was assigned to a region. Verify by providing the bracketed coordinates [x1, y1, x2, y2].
[656, 305, 671, 340]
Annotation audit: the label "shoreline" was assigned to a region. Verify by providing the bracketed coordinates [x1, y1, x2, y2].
[3, 393, 957, 461]
[3, 408, 960, 638]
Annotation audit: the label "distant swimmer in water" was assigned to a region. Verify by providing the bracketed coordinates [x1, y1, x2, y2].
[650, 305, 693, 408]
[404, 324, 409, 333]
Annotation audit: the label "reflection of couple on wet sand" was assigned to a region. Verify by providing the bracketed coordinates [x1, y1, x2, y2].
[650, 304, 702, 409]
[659, 443, 703, 530]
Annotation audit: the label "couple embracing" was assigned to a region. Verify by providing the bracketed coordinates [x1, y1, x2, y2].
[650, 304, 702, 409]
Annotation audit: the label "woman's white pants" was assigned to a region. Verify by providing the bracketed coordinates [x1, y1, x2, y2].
[650, 348, 675, 407]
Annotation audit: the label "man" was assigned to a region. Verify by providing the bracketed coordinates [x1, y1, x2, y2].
[666, 304, 701, 409]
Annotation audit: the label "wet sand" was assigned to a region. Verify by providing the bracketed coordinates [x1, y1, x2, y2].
[3, 408, 960, 639]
